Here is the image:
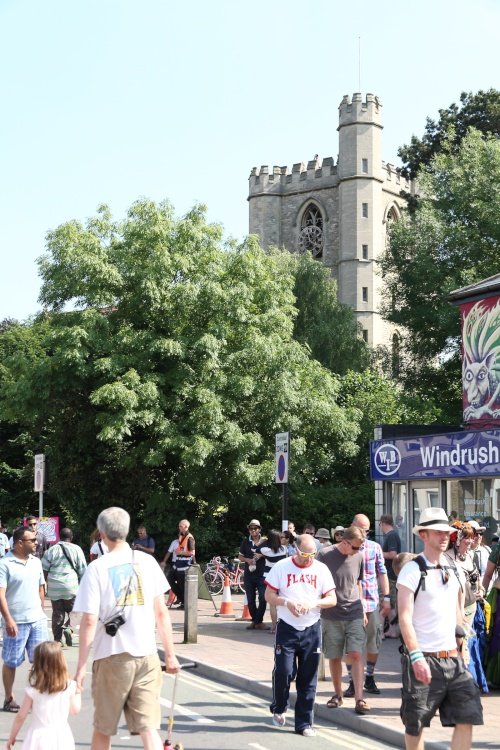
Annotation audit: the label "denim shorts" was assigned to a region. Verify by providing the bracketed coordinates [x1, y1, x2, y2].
[400, 652, 483, 736]
[2, 619, 49, 668]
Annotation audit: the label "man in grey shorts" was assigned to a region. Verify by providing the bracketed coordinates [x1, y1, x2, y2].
[317, 525, 370, 715]
[398, 507, 483, 750]
[74, 507, 180, 750]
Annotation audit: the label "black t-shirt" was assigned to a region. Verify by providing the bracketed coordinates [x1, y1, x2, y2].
[383, 528, 402, 580]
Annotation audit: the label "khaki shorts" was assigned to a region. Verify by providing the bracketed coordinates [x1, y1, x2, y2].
[365, 609, 382, 654]
[92, 652, 163, 736]
[322, 618, 366, 659]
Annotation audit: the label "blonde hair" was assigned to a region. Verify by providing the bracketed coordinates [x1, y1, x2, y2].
[29, 641, 69, 694]
[393, 552, 417, 577]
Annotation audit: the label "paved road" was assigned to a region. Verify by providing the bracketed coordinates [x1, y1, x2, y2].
[0, 654, 399, 750]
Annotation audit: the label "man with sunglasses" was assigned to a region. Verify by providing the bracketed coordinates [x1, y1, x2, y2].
[239, 520, 268, 630]
[397, 507, 483, 750]
[265, 534, 336, 736]
[25, 516, 49, 560]
[0, 526, 48, 713]
[317, 525, 370, 715]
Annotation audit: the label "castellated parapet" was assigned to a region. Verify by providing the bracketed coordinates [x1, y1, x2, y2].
[338, 92, 382, 129]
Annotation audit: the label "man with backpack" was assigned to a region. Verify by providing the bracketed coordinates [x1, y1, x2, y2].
[397, 507, 483, 750]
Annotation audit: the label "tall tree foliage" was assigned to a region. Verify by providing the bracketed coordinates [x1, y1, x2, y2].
[380, 128, 500, 422]
[2, 200, 363, 552]
[399, 89, 500, 178]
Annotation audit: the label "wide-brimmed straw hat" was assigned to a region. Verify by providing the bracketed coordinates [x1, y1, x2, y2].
[412, 508, 455, 535]
[331, 525, 345, 536]
[315, 528, 331, 540]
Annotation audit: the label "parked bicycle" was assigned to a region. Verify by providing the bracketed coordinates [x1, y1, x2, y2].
[202, 556, 245, 596]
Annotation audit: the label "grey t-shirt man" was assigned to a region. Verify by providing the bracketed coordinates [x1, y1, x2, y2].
[317, 545, 363, 621]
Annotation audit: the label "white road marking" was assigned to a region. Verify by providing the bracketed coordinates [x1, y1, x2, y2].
[159, 697, 215, 724]
[249, 743, 271, 750]
[166, 673, 390, 749]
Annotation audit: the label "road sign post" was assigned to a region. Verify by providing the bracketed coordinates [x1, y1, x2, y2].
[275, 432, 290, 531]
[34, 454, 45, 518]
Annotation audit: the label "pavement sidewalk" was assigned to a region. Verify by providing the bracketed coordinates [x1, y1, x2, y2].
[168, 595, 498, 750]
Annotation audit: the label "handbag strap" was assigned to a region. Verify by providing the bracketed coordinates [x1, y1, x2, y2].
[59, 543, 79, 576]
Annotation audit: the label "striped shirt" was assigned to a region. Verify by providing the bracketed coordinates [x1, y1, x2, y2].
[361, 539, 387, 613]
[258, 545, 288, 578]
[42, 542, 87, 600]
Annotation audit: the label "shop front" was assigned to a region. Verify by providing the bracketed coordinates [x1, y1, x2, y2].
[370, 273, 500, 552]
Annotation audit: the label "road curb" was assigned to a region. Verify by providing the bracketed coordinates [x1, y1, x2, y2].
[160, 649, 449, 750]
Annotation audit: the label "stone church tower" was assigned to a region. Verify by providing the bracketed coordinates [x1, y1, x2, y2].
[248, 93, 415, 347]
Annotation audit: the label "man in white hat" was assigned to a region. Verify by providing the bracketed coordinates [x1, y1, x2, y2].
[397, 507, 483, 750]
[238, 520, 268, 630]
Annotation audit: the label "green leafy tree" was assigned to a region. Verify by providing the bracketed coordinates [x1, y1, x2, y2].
[289, 252, 370, 375]
[381, 128, 500, 422]
[399, 89, 500, 178]
[2, 200, 363, 557]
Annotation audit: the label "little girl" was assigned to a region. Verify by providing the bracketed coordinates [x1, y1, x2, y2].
[7, 641, 81, 749]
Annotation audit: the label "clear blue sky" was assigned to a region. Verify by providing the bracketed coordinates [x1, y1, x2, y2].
[1, 0, 498, 321]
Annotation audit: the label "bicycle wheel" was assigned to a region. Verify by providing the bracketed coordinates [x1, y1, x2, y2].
[203, 569, 224, 596]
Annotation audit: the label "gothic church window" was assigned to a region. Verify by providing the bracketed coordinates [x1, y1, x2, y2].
[298, 204, 323, 258]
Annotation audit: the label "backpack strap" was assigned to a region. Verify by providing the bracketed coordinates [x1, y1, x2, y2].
[413, 554, 463, 602]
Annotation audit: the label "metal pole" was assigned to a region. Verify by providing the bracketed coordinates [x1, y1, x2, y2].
[39, 491, 43, 519]
[184, 565, 199, 644]
[282, 483, 289, 532]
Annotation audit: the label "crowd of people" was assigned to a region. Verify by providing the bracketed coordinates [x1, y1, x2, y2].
[237, 511, 498, 746]
[0, 509, 498, 748]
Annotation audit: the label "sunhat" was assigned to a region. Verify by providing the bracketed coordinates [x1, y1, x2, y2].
[315, 528, 331, 540]
[331, 525, 345, 536]
[412, 507, 455, 535]
[468, 520, 486, 532]
[248, 519, 261, 528]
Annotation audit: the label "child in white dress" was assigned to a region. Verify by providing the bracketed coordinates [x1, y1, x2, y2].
[7, 641, 81, 749]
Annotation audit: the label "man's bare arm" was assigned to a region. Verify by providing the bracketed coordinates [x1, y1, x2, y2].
[74, 613, 97, 689]
[154, 594, 180, 674]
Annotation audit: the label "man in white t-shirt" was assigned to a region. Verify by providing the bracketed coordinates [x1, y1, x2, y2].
[73, 507, 179, 750]
[265, 534, 336, 737]
[397, 507, 483, 750]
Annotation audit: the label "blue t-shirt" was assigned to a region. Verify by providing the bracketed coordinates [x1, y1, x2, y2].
[0, 553, 45, 623]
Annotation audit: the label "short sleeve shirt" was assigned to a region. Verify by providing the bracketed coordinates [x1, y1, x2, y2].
[0, 554, 45, 623]
[317, 545, 364, 621]
[265, 556, 335, 630]
[382, 529, 402, 580]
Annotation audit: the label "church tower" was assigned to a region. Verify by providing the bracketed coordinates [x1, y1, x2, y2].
[248, 93, 414, 348]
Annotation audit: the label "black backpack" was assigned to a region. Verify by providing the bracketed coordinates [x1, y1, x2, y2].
[412, 554, 463, 601]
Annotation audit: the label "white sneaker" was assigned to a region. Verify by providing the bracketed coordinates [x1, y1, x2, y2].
[300, 726, 316, 737]
[272, 712, 286, 727]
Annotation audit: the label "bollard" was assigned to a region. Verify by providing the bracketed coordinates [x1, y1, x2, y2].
[318, 652, 326, 681]
[184, 565, 199, 644]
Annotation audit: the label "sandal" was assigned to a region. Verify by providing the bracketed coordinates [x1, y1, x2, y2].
[326, 694, 343, 708]
[354, 698, 370, 715]
[3, 697, 20, 713]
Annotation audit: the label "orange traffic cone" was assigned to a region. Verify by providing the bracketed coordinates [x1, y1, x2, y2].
[215, 572, 235, 618]
[237, 592, 252, 621]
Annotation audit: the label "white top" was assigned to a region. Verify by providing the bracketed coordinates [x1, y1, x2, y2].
[73, 544, 168, 660]
[397, 554, 465, 651]
[21, 681, 76, 749]
[90, 540, 109, 557]
[0, 533, 9, 557]
[265, 556, 335, 630]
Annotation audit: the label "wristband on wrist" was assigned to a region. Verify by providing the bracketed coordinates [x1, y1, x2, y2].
[409, 649, 424, 663]
[383, 596, 390, 601]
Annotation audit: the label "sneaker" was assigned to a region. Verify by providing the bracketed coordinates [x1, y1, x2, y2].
[299, 726, 316, 737]
[272, 713, 286, 727]
[364, 675, 380, 694]
[64, 627, 73, 647]
[344, 680, 355, 698]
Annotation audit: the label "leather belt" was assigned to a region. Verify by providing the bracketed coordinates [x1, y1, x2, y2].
[422, 649, 458, 658]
